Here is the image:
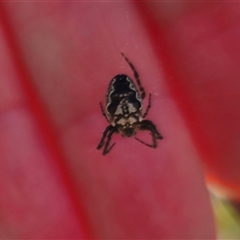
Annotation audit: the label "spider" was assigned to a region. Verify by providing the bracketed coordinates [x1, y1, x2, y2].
[97, 53, 163, 155]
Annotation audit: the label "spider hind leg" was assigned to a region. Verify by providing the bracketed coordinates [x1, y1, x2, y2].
[121, 53, 146, 99]
[142, 93, 152, 118]
[99, 102, 108, 122]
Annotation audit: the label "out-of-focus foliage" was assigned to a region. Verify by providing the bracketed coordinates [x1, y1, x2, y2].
[212, 196, 240, 239]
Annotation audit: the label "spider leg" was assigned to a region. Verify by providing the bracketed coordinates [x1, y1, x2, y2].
[121, 53, 146, 99]
[99, 102, 108, 122]
[142, 120, 163, 139]
[102, 127, 117, 155]
[142, 93, 152, 118]
[135, 120, 163, 148]
[96, 125, 117, 155]
[97, 125, 113, 150]
[135, 136, 157, 148]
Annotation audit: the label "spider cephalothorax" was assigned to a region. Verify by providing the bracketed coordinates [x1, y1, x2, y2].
[97, 53, 163, 155]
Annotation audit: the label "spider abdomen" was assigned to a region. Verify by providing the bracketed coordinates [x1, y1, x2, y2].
[106, 74, 142, 125]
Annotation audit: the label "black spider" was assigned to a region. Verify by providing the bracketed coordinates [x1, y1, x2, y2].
[97, 53, 163, 155]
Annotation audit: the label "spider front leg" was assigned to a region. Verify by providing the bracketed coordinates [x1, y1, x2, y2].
[135, 120, 163, 148]
[97, 125, 116, 155]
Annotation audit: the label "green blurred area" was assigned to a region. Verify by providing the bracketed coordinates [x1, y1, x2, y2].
[212, 196, 240, 239]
